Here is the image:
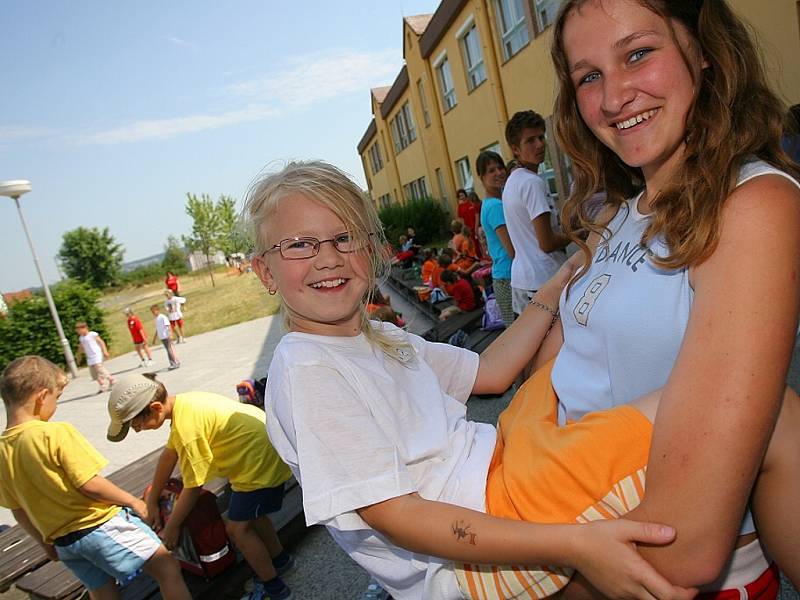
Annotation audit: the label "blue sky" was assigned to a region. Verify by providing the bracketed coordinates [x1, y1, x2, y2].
[0, 1, 438, 292]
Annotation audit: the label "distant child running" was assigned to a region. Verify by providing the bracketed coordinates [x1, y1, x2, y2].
[163, 290, 187, 343]
[247, 161, 800, 600]
[107, 373, 294, 600]
[75, 322, 114, 393]
[0, 356, 190, 600]
[124, 307, 153, 368]
[150, 305, 180, 370]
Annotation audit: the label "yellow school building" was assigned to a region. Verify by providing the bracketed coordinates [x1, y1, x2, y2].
[356, 0, 800, 213]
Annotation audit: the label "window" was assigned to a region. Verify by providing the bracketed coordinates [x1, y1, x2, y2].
[417, 79, 431, 127]
[481, 141, 502, 156]
[435, 55, 457, 112]
[495, 0, 529, 60]
[403, 176, 429, 201]
[368, 142, 383, 175]
[533, 0, 559, 32]
[459, 22, 486, 91]
[389, 101, 417, 154]
[455, 157, 473, 191]
[435, 168, 448, 202]
[378, 193, 392, 208]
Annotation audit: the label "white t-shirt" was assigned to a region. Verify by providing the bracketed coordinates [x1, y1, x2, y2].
[502, 167, 566, 291]
[164, 296, 186, 321]
[265, 323, 495, 600]
[78, 332, 103, 366]
[154, 314, 172, 340]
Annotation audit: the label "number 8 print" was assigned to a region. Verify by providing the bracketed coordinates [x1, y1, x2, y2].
[573, 274, 611, 326]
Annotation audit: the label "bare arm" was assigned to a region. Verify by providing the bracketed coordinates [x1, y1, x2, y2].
[95, 335, 109, 358]
[144, 447, 179, 529]
[358, 493, 693, 600]
[12, 508, 58, 561]
[159, 486, 203, 550]
[495, 224, 515, 259]
[79, 475, 148, 521]
[624, 176, 800, 585]
[532, 213, 571, 253]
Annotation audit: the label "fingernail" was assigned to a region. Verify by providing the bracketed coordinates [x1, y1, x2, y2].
[661, 526, 675, 537]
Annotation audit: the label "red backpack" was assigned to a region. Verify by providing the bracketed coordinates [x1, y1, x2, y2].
[145, 478, 236, 579]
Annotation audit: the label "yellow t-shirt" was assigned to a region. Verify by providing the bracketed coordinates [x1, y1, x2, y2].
[0, 421, 120, 543]
[167, 392, 291, 492]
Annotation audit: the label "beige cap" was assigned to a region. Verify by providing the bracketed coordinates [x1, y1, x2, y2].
[107, 374, 161, 442]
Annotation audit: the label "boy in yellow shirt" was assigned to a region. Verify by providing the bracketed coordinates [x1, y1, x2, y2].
[107, 373, 293, 600]
[0, 356, 190, 600]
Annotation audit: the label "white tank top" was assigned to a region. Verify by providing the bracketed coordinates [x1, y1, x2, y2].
[551, 160, 799, 535]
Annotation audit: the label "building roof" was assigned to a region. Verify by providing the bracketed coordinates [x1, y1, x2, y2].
[357, 118, 377, 154]
[371, 86, 392, 105]
[404, 14, 433, 35]
[419, 0, 469, 58]
[380, 66, 409, 119]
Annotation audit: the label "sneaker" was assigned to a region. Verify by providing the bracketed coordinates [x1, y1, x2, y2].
[362, 578, 390, 600]
[167, 363, 180, 370]
[244, 556, 295, 592]
[241, 579, 291, 600]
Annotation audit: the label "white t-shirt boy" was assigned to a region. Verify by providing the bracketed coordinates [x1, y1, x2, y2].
[154, 314, 172, 341]
[78, 332, 103, 366]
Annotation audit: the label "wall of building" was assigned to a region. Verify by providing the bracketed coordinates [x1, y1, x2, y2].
[358, 0, 800, 211]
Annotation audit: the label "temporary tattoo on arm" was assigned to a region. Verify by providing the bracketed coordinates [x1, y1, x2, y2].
[452, 520, 477, 545]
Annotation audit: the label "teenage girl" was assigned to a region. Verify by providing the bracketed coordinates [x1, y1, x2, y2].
[534, 0, 800, 596]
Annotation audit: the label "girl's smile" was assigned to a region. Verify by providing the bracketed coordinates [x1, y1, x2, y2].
[253, 193, 370, 337]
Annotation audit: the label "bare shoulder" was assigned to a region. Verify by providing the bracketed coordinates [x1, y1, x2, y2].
[722, 173, 800, 238]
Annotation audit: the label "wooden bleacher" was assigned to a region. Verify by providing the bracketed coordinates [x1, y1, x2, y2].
[0, 447, 302, 599]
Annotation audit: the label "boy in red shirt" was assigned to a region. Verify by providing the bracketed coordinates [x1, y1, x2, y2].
[124, 308, 153, 367]
[438, 270, 478, 320]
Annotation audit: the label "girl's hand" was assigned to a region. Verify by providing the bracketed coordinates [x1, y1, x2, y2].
[571, 520, 697, 599]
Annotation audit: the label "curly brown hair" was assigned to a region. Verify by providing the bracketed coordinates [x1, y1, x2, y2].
[551, 0, 799, 274]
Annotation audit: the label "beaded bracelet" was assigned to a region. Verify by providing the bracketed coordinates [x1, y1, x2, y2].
[529, 299, 559, 330]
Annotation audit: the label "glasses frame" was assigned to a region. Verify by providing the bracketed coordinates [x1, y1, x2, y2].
[262, 232, 373, 260]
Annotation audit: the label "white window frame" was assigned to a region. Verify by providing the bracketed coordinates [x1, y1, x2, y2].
[534, 0, 559, 32]
[457, 18, 486, 91]
[403, 176, 429, 202]
[434, 53, 457, 112]
[455, 157, 474, 191]
[368, 142, 383, 175]
[481, 141, 502, 156]
[435, 168, 448, 202]
[390, 101, 417, 154]
[417, 79, 431, 127]
[495, 0, 529, 60]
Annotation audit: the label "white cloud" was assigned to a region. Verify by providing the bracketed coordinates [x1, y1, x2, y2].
[165, 36, 197, 51]
[73, 105, 279, 145]
[68, 48, 400, 146]
[227, 48, 400, 107]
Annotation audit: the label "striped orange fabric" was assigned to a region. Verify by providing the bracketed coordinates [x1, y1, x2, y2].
[455, 360, 653, 599]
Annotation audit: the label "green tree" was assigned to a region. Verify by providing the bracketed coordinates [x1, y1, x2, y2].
[57, 227, 124, 289]
[183, 193, 222, 287]
[0, 280, 108, 372]
[161, 235, 188, 275]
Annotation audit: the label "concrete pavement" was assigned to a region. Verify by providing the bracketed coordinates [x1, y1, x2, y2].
[0, 312, 287, 527]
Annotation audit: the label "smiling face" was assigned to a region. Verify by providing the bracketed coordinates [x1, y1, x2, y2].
[252, 193, 370, 337]
[563, 0, 702, 193]
[479, 160, 508, 198]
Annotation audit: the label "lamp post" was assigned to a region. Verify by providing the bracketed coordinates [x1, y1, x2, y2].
[0, 180, 79, 378]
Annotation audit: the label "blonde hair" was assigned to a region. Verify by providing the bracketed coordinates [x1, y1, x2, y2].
[245, 160, 413, 361]
[0, 356, 65, 408]
[551, 0, 800, 274]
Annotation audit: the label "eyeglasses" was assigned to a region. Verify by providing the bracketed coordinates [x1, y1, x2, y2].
[263, 232, 368, 260]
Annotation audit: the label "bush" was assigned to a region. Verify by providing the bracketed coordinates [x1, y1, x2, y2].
[0, 280, 109, 372]
[378, 197, 450, 246]
[117, 263, 171, 288]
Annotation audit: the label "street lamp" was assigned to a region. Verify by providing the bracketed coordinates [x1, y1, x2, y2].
[1, 180, 79, 378]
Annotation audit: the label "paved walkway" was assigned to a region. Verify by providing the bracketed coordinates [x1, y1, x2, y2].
[0, 313, 286, 527]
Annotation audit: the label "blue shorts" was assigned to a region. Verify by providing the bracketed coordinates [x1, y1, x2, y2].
[54, 508, 161, 590]
[228, 483, 285, 521]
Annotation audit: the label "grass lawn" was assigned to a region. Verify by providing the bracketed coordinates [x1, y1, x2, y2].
[100, 268, 281, 359]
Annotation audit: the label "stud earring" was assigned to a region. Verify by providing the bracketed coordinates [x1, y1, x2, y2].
[268, 288, 277, 296]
